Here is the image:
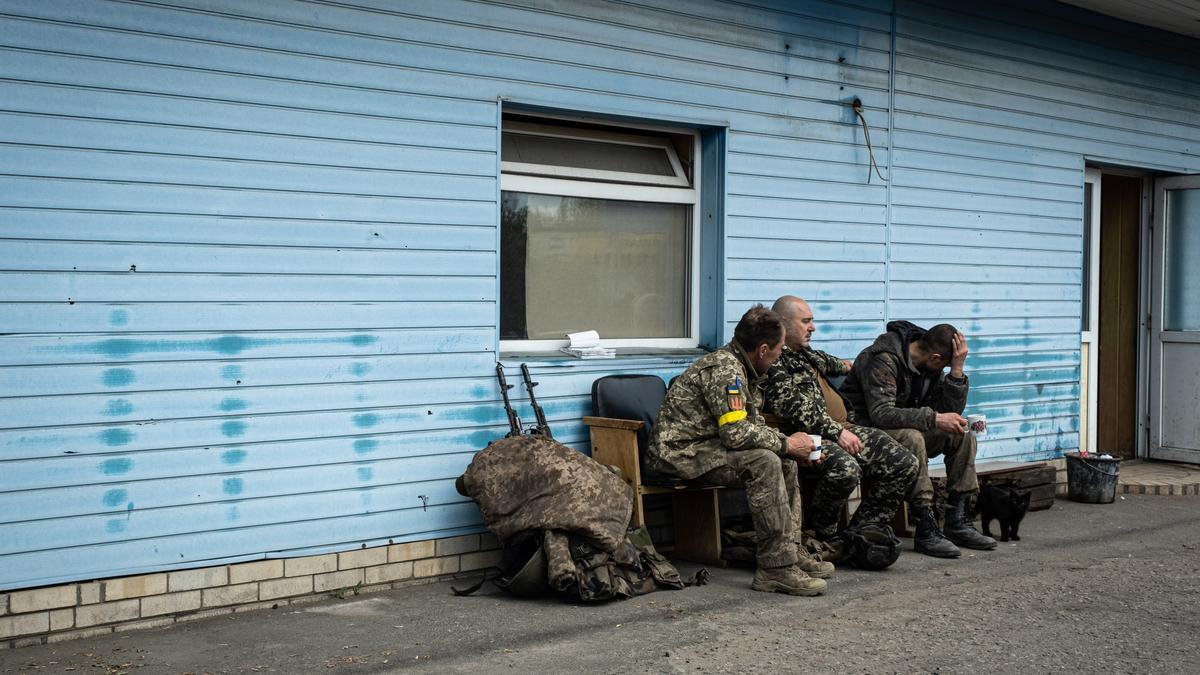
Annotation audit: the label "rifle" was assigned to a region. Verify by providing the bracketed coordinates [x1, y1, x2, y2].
[495, 363, 522, 437]
[520, 363, 552, 438]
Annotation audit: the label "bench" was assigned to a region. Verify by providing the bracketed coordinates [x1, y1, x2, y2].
[582, 415, 725, 566]
[583, 410, 847, 566]
[930, 460, 1054, 512]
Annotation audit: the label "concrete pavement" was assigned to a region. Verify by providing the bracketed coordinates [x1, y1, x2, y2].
[3, 493, 1199, 673]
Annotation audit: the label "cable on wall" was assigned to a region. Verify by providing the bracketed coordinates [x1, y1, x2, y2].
[851, 97, 887, 184]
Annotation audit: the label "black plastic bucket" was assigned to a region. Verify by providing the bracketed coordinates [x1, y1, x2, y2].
[1065, 452, 1121, 504]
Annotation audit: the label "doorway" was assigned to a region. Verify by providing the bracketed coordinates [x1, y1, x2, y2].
[1081, 170, 1144, 459]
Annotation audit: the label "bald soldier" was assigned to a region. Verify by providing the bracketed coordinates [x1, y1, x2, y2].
[763, 296, 918, 553]
[646, 305, 833, 596]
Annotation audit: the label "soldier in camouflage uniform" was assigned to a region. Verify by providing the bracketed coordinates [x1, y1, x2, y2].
[764, 297, 918, 547]
[840, 321, 997, 558]
[647, 305, 831, 596]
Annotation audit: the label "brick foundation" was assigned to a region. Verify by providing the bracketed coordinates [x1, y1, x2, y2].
[0, 533, 501, 649]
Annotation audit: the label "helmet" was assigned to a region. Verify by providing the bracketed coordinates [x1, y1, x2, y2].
[839, 524, 902, 570]
[494, 538, 547, 598]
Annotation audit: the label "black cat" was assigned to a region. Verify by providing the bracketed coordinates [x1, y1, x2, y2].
[978, 483, 1030, 542]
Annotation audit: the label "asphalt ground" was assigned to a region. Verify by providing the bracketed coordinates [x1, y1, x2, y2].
[3, 494, 1199, 674]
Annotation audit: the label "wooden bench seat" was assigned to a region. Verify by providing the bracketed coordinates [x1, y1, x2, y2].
[930, 460, 1054, 511]
[582, 415, 724, 566]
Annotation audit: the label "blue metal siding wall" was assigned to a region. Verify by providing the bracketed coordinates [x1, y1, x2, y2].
[892, 0, 1200, 461]
[0, 0, 894, 589]
[3, 0, 1200, 590]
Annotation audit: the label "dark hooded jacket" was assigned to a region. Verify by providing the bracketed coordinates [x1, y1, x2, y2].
[839, 321, 968, 431]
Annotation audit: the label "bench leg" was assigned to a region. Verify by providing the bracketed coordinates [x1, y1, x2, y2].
[891, 502, 911, 537]
[669, 490, 724, 567]
[630, 489, 647, 529]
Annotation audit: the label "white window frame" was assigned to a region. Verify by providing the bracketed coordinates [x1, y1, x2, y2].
[499, 118, 701, 352]
[502, 120, 691, 187]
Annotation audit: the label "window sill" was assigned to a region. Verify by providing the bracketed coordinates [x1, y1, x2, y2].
[499, 347, 708, 369]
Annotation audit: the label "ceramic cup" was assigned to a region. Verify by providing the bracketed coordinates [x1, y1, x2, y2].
[967, 414, 987, 435]
[808, 434, 823, 461]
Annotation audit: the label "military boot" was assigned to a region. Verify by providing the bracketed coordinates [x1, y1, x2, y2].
[796, 548, 836, 579]
[751, 564, 826, 596]
[912, 504, 961, 558]
[944, 497, 998, 550]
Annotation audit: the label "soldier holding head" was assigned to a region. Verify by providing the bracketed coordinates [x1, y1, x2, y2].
[763, 296, 918, 555]
[646, 305, 832, 596]
[840, 321, 997, 558]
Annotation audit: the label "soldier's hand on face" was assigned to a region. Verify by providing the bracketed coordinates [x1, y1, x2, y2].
[950, 332, 969, 373]
[838, 428, 863, 456]
[785, 432, 815, 459]
[935, 412, 968, 434]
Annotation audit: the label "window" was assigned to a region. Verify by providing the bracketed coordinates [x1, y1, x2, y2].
[500, 115, 700, 350]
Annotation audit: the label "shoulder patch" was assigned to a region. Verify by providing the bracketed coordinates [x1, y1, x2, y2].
[726, 376, 744, 411]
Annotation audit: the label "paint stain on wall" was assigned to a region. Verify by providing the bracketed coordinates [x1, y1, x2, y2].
[101, 368, 136, 387]
[219, 398, 247, 412]
[101, 457, 134, 474]
[222, 477, 244, 495]
[353, 413, 379, 428]
[357, 467, 373, 481]
[221, 365, 244, 381]
[353, 439, 378, 455]
[62, 333, 380, 360]
[108, 309, 130, 326]
[106, 519, 127, 533]
[221, 420, 247, 437]
[99, 428, 133, 447]
[350, 362, 371, 377]
[102, 488, 128, 507]
[221, 449, 247, 464]
[103, 399, 134, 416]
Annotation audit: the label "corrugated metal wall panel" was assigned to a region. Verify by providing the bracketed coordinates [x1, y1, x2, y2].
[2, 0, 1199, 589]
[893, 0, 1200, 461]
[0, 0, 892, 589]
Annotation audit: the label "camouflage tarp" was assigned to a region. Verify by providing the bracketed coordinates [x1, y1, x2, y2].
[459, 435, 634, 553]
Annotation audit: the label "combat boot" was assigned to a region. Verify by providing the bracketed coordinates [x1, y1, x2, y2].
[912, 505, 960, 558]
[751, 564, 826, 596]
[796, 549, 836, 579]
[944, 497, 998, 550]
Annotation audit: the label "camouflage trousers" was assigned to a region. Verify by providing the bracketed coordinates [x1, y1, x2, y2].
[884, 428, 979, 508]
[800, 425, 918, 539]
[694, 447, 798, 569]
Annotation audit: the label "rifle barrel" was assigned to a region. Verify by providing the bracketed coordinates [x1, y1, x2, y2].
[521, 363, 552, 438]
[495, 363, 522, 437]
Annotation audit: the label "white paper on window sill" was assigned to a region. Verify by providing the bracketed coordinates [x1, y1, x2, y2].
[561, 330, 615, 358]
[565, 329, 602, 348]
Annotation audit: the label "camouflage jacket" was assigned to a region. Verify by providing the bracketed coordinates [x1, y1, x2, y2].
[764, 345, 854, 441]
[647, 341, 788, 480]
[840, 321, 969, 431]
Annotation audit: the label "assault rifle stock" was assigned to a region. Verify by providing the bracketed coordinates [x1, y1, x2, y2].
[495, 363, 522, 438]
[520, 363, 553, 438]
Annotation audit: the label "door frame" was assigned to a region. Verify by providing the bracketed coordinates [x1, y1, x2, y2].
[1081, 165, 1154, 459]
[1081, 168, 1101, 456]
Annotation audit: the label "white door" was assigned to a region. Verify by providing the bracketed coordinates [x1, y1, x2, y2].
[1149, 175, 1200, 463]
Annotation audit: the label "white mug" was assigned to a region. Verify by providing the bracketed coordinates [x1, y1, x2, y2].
[967, 414, 987, 436]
